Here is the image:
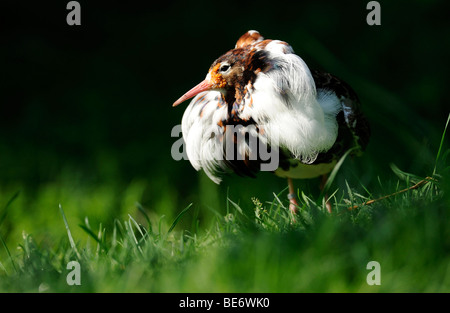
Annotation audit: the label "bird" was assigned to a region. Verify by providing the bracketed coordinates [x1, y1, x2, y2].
[172, 30, 370, 215]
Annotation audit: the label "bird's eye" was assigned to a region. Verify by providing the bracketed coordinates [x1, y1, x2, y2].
[219, 64, 231, 72]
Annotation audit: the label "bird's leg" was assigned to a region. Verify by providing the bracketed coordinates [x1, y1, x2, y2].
[320, 174, 332, 213]
[287, 177, 298, 215]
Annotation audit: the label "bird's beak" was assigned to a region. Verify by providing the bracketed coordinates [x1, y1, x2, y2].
[172, 80, 213, 107]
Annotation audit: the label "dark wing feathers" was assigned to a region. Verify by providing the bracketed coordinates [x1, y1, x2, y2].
[311, 70, 370, 161]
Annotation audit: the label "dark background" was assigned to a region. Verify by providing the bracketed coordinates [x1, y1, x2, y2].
[1, 1, 448, 230]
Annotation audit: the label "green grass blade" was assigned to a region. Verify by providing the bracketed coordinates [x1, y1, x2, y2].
[158, 215, 166, 237]
[433, 113, 450, 175]
[190, 205, 200, 235]
[227, 197, 243, 216]
[322, 147, 357, 194]
[168, 203, 193, 233]
[136, 202, 152, 234]
[0, 232, 17, 274]
[390, 163, 425, 183]
[125, 219, 144, 255]
[59, 204, 81, 259]
[0, 260, 7, 274]
[0, 191, 20, 228]
[79, 224, 108, 252]
[128, 214, 147, 241]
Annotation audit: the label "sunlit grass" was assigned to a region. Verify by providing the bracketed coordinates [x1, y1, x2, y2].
[0, 165, 448, 292]
[0, 115, 449, 292]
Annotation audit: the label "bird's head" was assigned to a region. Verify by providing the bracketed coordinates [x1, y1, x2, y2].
[172, 53, 245, 107]
[172, 30, 266, 107]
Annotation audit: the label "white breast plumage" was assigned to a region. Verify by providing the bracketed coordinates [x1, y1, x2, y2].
[181, 91, 228, 183]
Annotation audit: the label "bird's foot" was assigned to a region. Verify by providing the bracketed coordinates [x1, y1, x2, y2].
[288, 193, 299, 216]
[325, 200, 332, 214]
[324, 194, 332, 213]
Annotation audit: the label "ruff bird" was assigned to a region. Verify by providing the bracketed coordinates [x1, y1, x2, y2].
[173, 30, 370, 214]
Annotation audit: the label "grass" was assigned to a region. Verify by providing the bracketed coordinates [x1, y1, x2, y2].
[0, 116, 449, 293]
